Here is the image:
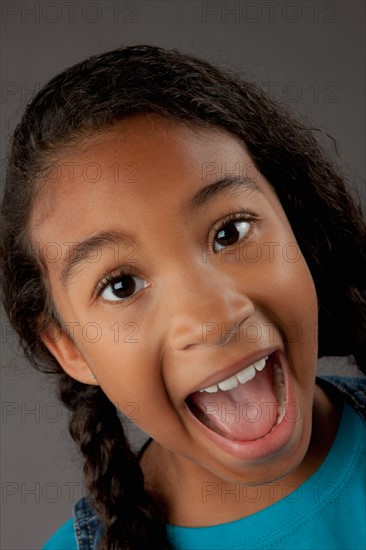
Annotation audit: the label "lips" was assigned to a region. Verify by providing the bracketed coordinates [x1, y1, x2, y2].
[186, 351, 285, 442]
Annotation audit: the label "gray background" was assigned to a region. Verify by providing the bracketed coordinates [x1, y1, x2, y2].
[1, 1, 365, 549]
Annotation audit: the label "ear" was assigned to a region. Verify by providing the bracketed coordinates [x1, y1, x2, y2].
[40, 323, 98, 385]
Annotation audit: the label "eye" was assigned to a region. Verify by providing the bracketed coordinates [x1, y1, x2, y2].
[98, 273, 148, 302]
[213, 218, 251, 252]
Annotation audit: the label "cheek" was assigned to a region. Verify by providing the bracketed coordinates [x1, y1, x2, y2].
[49, 284, 168, 419]
[74, 322, 167, 417]
[277, 258, 318, 343]
[283, 256, 318, 317]
[271, 257, 319, 393]
[248, 249, 318, 352]
[241, 239, 317, 319]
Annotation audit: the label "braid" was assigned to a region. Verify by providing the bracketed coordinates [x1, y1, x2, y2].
[59, 374, 170, 549]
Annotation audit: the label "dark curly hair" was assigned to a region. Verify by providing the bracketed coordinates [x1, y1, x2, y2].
[1, 44, 365, 549]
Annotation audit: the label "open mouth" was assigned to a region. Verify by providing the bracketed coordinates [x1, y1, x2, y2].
[186, 351, 286, 442]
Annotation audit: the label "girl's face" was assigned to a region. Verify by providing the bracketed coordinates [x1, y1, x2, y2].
[32, 115, 319, 485]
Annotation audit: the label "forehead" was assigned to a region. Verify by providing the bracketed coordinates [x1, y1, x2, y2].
[85, 116, 248, 196]
[30, 115, 281, 244]
[31, 116, 242, 217]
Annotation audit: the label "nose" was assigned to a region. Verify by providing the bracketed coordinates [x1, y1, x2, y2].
[165, 266, 255, 351]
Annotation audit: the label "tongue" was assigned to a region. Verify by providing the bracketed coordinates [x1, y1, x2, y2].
[189, 367, 278, 441]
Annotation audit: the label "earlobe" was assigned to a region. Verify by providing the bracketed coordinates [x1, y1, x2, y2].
[41, 324, 98, 385]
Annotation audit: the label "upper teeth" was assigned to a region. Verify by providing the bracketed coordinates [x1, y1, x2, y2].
[199, 357, 268, 393]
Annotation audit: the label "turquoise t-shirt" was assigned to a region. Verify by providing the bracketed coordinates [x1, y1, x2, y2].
[43, 400, 365, 549]
[43, 519, 76, 550]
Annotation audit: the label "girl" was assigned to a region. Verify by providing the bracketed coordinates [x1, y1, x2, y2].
[1, 44, 365, 550]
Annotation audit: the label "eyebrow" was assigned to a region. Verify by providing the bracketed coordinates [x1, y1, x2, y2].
[59, 176, 261, 287]
[186, 175, 261, 211]
[60, 231, 134, 287]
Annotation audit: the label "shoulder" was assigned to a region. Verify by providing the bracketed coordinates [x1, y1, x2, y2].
[317, 375, 366, 421]
[41, 518, 78, 550]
